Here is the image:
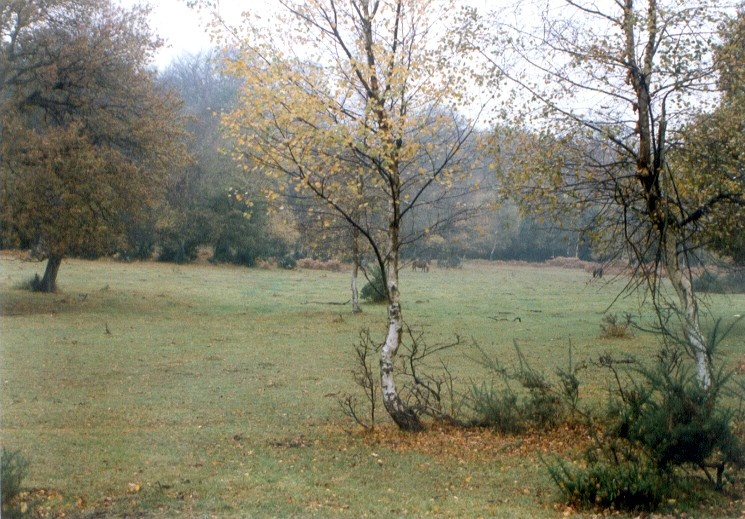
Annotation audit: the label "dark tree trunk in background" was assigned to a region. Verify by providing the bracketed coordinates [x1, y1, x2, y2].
[35, 255, 62, 292]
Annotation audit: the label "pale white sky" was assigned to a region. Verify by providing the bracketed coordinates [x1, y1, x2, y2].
[121, 0, 490, 70]
[119, 0, 277, 69]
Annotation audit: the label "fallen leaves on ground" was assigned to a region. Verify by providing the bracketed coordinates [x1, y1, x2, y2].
[7, 488, 78, 519]
[359, 422, 595, 463]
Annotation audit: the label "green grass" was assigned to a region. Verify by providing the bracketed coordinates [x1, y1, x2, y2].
[1, 256, 743, 518]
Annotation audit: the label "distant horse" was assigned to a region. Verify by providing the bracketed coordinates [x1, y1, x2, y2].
[592, 267, 604, 278]
[412, 259, 429, 272]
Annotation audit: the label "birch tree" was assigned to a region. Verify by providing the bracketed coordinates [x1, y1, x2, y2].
[477, 0, 743, 388]
[218, 0, 483, 430]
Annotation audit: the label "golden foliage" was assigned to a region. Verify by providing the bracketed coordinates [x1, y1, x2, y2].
[218, 0, 483, 256]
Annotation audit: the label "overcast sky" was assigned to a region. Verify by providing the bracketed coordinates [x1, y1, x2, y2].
[147, 0, 212, 66]
[121, 0, 492, 69]
[118, 0, 278, 69]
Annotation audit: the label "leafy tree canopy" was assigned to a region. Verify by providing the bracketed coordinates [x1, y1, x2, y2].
[0, 0, 187, 291]
[672, 8, 745, 264]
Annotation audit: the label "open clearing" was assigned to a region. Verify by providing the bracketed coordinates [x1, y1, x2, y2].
[1, 256, 743, 518]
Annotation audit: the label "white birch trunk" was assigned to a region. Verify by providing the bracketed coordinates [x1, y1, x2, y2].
[351, 264, 361, 314]
[351, 229, 362, 314]
[662, 237, 712, 388]
[379, 258, 422, 431]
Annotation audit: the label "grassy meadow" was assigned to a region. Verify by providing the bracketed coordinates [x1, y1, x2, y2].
[1, 254, 744, 518]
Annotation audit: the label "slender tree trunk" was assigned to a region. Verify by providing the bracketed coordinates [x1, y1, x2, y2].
[351, 226, 362, 314]
[661, 236, 712, 388]
[379, 254, 423, 431]
[378, 196, 422, 431]
[623, 0, 711, 388]
[351, 266, 361, 313]
[36, 255, 62, 292]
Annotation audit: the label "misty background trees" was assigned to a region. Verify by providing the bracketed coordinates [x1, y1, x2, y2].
[0, 3, 593, 281]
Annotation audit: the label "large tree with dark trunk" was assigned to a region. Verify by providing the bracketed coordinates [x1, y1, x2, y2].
[0, 0, 186, 291]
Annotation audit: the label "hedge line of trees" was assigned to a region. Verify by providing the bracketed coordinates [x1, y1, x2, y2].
[2, 2, 741, 276]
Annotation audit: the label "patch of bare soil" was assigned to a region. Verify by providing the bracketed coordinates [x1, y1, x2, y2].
[0, 291, 70, 317]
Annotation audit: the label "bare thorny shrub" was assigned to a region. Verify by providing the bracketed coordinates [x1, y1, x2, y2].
[339, 325, 466, 430]
[338, 329, 380, 430]
[469, 341, 588, 433]
[398, 326, 467, 424]
[340, 327, 587, 431]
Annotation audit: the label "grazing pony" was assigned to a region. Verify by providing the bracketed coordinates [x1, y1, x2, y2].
[412, 259, 429, 272]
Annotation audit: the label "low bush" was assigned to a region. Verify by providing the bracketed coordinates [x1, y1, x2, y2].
[277, 255, 297, 270]
[1, 447, 29, 517]
[16, 274, 41, 292]
[360, 265, 387, 303]
[437, 256, 462, 269]
[157, 236, 201, 264]
[547, 342, 744, 513]
[296, 258, 342, 271]
[694, 270, 745, 294]
[610, 354, 743, 481]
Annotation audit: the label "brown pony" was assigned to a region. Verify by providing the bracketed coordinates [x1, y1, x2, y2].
[412, 259, 429, 272]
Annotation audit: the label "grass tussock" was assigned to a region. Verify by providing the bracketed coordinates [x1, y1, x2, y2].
[599, 313, 635, 339]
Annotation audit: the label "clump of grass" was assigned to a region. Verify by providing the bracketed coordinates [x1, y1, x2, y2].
[468, 342, 584, 433]
[599, 313, 634, 339]
[469, 382, 526, 433]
